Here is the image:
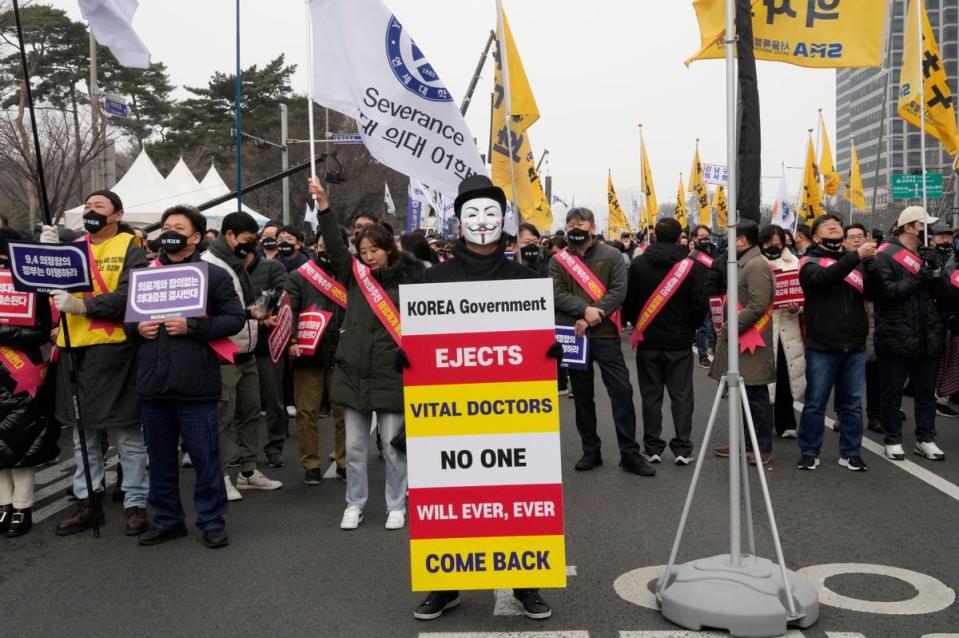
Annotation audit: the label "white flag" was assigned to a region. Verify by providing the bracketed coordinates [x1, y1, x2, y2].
[771, 168, 795, 230]
[384, 182, 396, 216]
[410, 179, 432, 217]
[308, 0, 486, 197]
[78, 0, 151, 69]
[304, 202, 319, 229]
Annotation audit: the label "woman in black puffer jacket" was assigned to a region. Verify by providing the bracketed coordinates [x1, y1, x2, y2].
[0, 228, 57, 538]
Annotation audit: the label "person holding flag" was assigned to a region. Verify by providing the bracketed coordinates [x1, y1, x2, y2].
[42, 191, 150, 538]
[307, 177, 424, 532]
[623, 218, 709, 466]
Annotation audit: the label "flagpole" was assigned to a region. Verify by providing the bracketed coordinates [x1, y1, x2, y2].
[848, 136, 853, 224]
[305, 0, 318, 199]
[638, 124, 645, 232]
[797, 129, 813, 230]
[235, 0, 243, 212]
[917, 0, 928, 245]
[495, 0, 522, 225]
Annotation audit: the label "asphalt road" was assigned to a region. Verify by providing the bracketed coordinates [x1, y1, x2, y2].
[4, 340, 959, 638]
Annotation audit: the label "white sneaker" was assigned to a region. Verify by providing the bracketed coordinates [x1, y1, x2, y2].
[236, 469, 283, 490]
[674, 455, 695, 466]
[884, 444, 906, 460]
[915, 441, 945, 461]
[224, 475, 243, 501]
[340, 506, 363, 530]
[181, 452, 193, 468]
[385, 510, 406, 530]
[780, 429, 798, 439]
[641, 453, 662, 464]
[286, 405, 297, 418]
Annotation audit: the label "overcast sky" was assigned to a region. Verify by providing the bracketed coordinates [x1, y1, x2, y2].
[50, 0, 838, 226]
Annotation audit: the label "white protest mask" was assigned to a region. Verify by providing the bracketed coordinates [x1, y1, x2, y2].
[460, 197, 504, 245]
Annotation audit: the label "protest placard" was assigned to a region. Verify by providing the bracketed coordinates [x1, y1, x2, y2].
[268, 294, 293, 366]
[7, 242, 92, 294]
[125, 262, 208, 322]
[400, 278, 566, 591]
[294, 306, 333, 356]
[0, 271, 37, 326]
[554, 325, 587, 371]
[773, 270, 804, 309]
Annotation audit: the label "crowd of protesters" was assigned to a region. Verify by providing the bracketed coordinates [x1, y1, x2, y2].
[0, 175, 954, 621]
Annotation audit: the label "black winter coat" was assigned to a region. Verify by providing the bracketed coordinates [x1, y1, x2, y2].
[425, 239, 539, 283]
[250, 256, 289, 357]
[285, 256, 344, 368]
[866, 237, 948, 358]
[126, 250, 246, 402]
[317, 208, 425, 413]
[622, 243, 709, 351]
[0, 286, 57, 470]
[798, 246, 869, 353]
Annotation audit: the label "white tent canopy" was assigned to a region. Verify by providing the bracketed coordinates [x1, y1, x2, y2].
[63, 149, 269, 231]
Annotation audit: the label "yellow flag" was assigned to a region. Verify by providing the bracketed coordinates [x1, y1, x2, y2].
[819, 113, 841, 196]
[843, 140, 866, 213]
[640, 136, 658, 227]
[497, 2, 539, 132]
[607, 171, 631, 236]
[687, 0, 888, 69]
[675, 176, 687, 229]
[712, 185, 727, 229]
[898, 0, 959, 156]
[688, 147, 711, 226]
[800, 136, 824, 224]
[491, 6, 551, 232]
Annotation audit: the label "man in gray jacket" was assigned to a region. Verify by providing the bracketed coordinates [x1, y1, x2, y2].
[710, 220, 776, 465]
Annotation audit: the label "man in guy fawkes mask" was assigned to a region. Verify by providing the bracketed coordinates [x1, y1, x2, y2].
[410, 175, 559, 622]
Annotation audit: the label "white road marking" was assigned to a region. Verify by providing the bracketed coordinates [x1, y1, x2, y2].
[420, 633, 589, 638]
[323, 463, 338, 479]
[34, 457, 77, 484]
[493, 566, 577, 616]
[797, 563, 956, 615]
[619, 632, 805, 637]
[792, 401, 835, 429]
[34, 460, 118, 524]
[613, 565, 666, 611]
[825, 633, 866, 638]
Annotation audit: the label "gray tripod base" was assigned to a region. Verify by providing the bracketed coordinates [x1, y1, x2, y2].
[657, 375, 819, 637]
[660, 554, 819, 637]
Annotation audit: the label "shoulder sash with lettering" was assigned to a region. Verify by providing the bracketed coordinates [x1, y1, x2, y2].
[630, 257, 695, 348]
[798, 256, 864, 294]
[739, 302, 773, 354]
[951, 270, 959, 290]
[689, 249, 714, 269]
[877, 242, 922, 276]
[0, 346, 47, 397]
[554, 249, 622, 334]
[352, 259, 402, 346]
[297, 260, 348, 309]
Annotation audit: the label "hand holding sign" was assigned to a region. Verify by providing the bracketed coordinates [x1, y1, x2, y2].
[138, 321, 160, 340]
[164, 317, 188, 336]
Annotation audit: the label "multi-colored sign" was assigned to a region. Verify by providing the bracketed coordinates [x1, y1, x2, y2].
[0, 271, 37, 326]
[7, 242, 92, 294]
[400, 278, 566, 591]
[773, 270, 804, 309]
[125, 262, 208, 322]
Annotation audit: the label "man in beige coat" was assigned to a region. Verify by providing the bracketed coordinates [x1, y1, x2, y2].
[710, 220, 776, 464]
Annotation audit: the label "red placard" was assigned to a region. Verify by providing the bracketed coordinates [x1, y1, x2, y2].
[0, 271, 36, 326]
[709, 295, 725, 332]
[294, 305, 332, 356]
[267, 294, 293, 366]
[773, 270, 804, 309]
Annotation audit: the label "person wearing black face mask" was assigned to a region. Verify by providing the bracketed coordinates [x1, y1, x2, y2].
[517, 223, 547, 275]
[259, 223, 281, 261]
[131, 206, 245, 548]
[202, 212, 284, 500]
[796, 214, 874, 472]
[285, 231, 349, 485]
[276, 226, 309, 273]
[759, 225, 805, 443]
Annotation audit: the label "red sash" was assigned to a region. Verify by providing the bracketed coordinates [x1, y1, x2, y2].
[554, 249, 622, 334]
[0, 346, 48, 398]
[689, 249, 714, 269]
[799, 256, 864, 294]
[297, 260, 348, 309]
[951, 270, 959, 289]
[83, 236, 123, 336]
[352, 259, 402, 346]
[878, 242, 922, 276]
[739, 303, 773, 354]
[630, 258, 695, 348]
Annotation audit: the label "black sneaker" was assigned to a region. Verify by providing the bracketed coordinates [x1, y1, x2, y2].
[202, 528, 229, 548]
[937, 402, 959, 418]
[619, 454, 656, 477]
[839, 456, 868, 471]
[513, 588, 552, 619]
[304, 468, 323, 485]
[266, 452, 285, 468]
[574, 454, 602, 471]
[139, 523, 188, 546]
[335, 466, 346, 482]
[797, 455, 820, 471]
[413, 590, 460, 620]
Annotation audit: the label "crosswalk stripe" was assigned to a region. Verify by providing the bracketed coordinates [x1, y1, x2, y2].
[493, 566, 577, 616]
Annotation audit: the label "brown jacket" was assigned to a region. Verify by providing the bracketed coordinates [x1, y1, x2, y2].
[709, 245, 776, 385]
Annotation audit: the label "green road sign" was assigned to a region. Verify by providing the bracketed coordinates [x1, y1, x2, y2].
[892, 173, 943, 200]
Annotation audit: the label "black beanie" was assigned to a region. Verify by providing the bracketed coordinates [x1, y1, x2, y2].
[85, 190, 124, 213]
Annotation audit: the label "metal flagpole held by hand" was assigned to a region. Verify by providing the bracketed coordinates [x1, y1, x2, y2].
[655, 1, 819, 634]
[305, 0, 318, 206]
[917, 0, 929, 245]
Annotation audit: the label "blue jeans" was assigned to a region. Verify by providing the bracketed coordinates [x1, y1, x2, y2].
[141, 401, 227, 531]
[798, 349, 865, 458]
[72, 425, 148, 508]
[694, 316, 716, 363]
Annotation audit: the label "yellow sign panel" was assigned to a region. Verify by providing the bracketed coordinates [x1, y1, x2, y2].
[410, 534, 567, 591]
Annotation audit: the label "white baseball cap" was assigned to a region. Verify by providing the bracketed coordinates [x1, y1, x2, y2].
[897, 206, 938, 228]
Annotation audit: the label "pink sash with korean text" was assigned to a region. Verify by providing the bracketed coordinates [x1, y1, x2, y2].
[352, 259, 402, 346]
[554, 249, 622, 334]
